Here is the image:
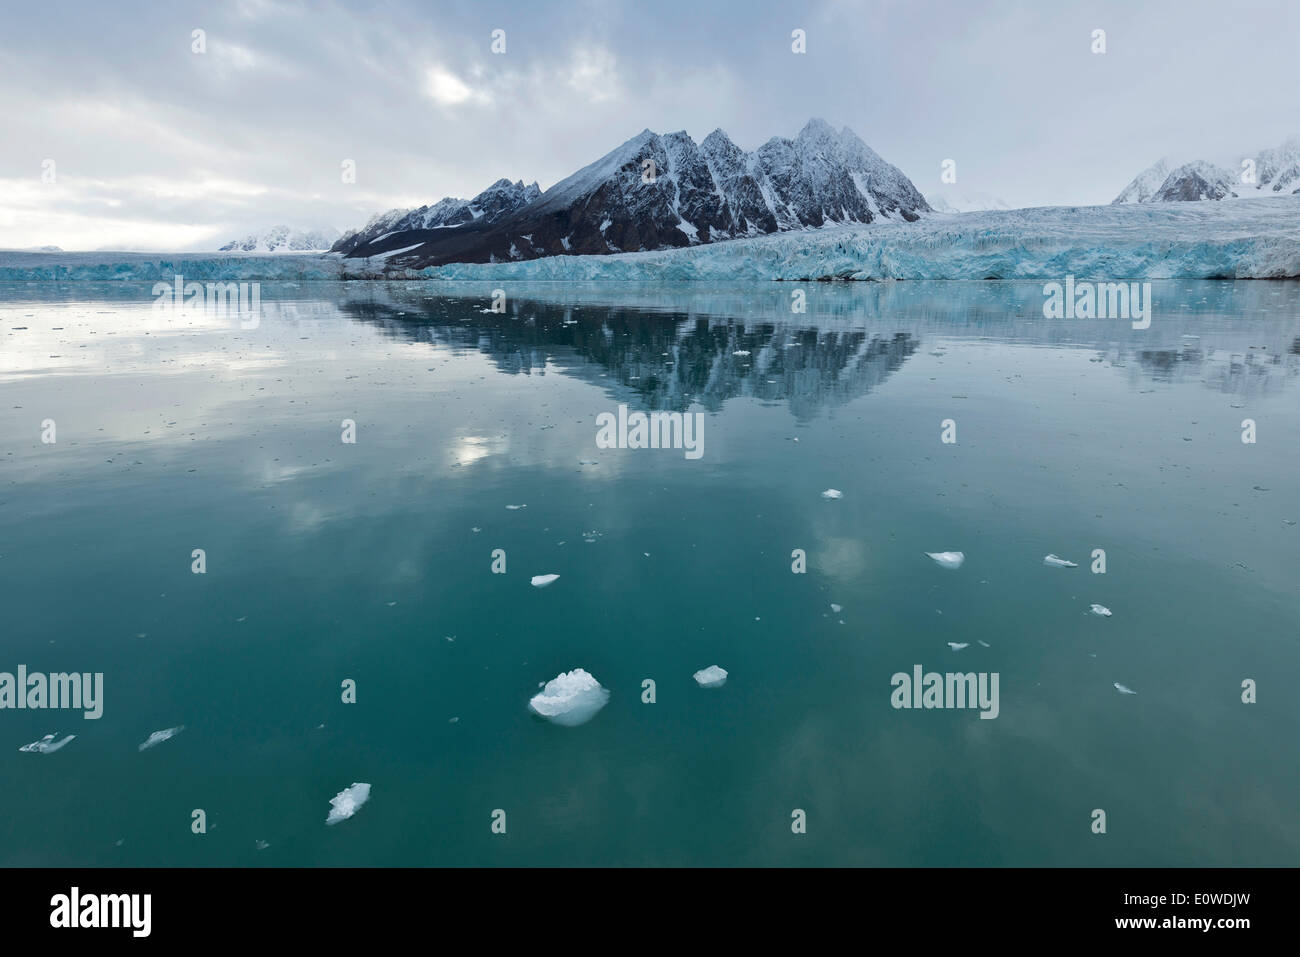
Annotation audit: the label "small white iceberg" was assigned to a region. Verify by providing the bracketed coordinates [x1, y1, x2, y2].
[1090, 604, 1112, 617]
[529, 669, 610, 726]
[506, 504, 526, 510]
[138, 726, 184, 751]
[1114, 682, 1137, 695]
[926, 551, 965, 569]
[530, 573, 560, 588]
[830, 603, 842, 613]
[19, 733, 75, 754]
[820, 489, 842, 500]
[947, 642, 969, 651]
[326, 782, 371, 825]
[693, 665, 728, 688]
[1043, 554, 1078, 567]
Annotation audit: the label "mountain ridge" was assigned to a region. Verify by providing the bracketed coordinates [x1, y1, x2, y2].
[332, 119, 930, 267]
[1113, 138, 1300, 204]
[219, 225, 340, 253]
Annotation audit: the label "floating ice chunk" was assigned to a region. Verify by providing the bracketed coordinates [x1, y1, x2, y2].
[1043, 554, 1078, 567]
[530, 573, 560, 588]
[821, 489, 842, 500]
[326, 782, 371, 825]
[506, 504, 526, 510]
[926, 551, 965, 569]
[138, 726, 184, 751]
[1090, 604, 1112, 617]
[19, 733, 75, 754]
[830, 603, 842, 613]
[732, 350, 751, 356]
[948, 642, 969, 651]
[255, 840, 269, 850]
[1114, 682, 1137, 695]
[977, 640, 990, 648]
[693, 665, 728, 688]
[529, 669, 610, 726]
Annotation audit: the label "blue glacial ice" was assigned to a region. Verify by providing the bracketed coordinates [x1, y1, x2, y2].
[419, 197, 1300, 281]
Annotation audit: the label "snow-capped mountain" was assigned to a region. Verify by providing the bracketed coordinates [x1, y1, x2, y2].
[220, 226, 340, 253]
[332, 179, 541, 256]
[1111, 159, 1171, 205]
[1252, 138, 1300, 194]
[1113, 138, 1300, 204]
[336, 119, 930, 267]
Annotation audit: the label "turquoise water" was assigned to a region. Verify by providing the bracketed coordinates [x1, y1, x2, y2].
[2, 280, 1298, 866]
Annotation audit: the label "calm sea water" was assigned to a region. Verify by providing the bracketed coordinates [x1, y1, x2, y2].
[1, 279, 1297, 866]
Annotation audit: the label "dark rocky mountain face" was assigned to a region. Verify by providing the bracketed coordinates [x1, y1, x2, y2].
[334, 119, 930, 267]
[1152, 162, 1236, 202]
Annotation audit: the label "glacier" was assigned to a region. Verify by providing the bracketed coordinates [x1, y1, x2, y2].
[419, 197, 1300, 281]
[3, 196, 1299, 282]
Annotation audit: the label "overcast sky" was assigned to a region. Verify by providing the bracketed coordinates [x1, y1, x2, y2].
[2, 0, 1296, 250]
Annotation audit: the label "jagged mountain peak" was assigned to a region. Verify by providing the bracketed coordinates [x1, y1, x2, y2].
[797, 116, 837, 139]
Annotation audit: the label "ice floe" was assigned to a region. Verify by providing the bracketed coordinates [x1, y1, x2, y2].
[19, 733, 75, 754]
[693, 665, 728, 688]
[947, 642, 969, 651]
[326, 782, 372, 825]
[1090, 604, 1113, 617]
[528, 668, 610, 726]
[1043, 554, 1078, 567]
[530, 573, 560, 588]
[830, 603, 842, 613]
[138, 726, 184, 751]
[1114, 683, 1137, 695]
[926, 551, 965, 569]
[820, 489, 842, 500]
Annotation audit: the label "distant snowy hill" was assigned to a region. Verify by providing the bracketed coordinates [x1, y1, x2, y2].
[332, 179, 541, 256]
[334, 119, 931, 267]
[925, 189, 1012, 214]
[1113, 139, 1300, 204]
[219, 226, 340, 253]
